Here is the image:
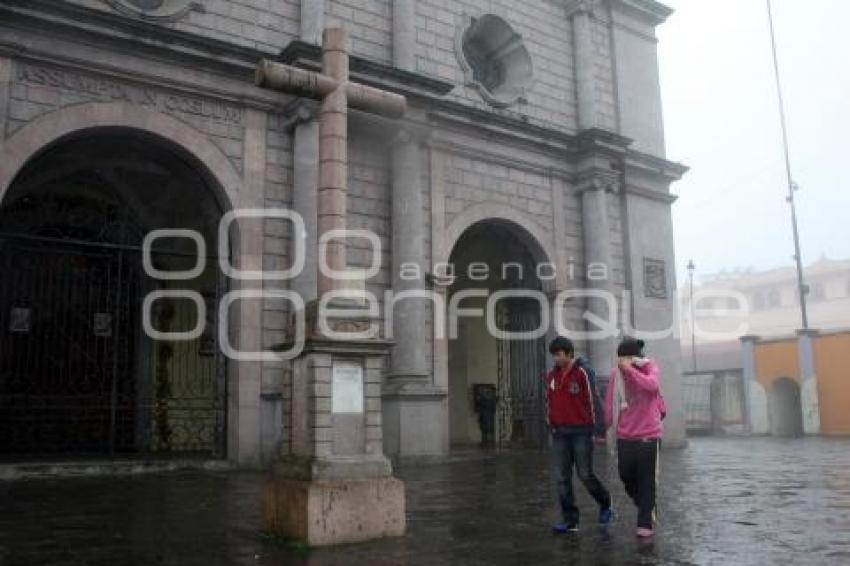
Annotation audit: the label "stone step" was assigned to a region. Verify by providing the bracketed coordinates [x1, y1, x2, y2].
[0, 459, 232, 481]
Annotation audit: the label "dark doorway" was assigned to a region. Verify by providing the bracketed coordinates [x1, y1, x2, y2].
[447, 220, 548, 450]
[769, 377, 804, 437]
[0, 129, 227, 459]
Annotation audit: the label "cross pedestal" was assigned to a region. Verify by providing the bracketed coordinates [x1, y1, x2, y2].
[262, 304, 405, 546]
[262, 342, 405, 546]
[256, 29, 406, 546]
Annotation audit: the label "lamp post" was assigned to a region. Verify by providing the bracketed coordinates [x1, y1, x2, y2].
[766, 0, 810, 330]
[687, 259, 697, 372]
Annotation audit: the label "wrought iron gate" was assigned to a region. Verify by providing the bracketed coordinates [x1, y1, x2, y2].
[496, 299, 547, 449]
[682, 369, 746, 435]
[0, 231, 227, 458]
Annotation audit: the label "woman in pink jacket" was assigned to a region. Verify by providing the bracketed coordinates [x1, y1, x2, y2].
[604, 337, 666, 538]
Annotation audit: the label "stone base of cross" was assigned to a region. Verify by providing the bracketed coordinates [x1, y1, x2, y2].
[256, 29, 407, 547]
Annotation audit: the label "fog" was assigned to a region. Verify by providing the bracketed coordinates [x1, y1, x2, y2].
[658, 0, 850, 281]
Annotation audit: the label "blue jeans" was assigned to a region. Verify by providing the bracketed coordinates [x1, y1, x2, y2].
[552, 431, 611, 524]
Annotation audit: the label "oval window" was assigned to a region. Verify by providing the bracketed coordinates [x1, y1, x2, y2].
[455, 15, 534, 108]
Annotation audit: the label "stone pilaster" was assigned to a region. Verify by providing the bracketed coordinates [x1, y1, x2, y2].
[740, 335, 768, 435]
[577, 175, 617, 385]
[383, 129, 447, 456]
[389, 129, 428, 381]
[290, 103, 319, 304]
[796, 329, 820, 435]
[0, 56, 11, 149]
[393, 0, 416, 71]
[566, 0, 598, 130]
[229, 108, 267, 467]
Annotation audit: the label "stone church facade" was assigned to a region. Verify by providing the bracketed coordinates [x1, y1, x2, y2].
[0, 0, 687, 468]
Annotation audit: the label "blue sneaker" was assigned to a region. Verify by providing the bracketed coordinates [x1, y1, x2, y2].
[599, 507, 614, 525]
[552, 522, 579, 534]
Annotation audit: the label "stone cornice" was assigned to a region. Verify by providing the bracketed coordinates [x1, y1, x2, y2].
[619, 149, 686, 203]
[0, 0, 450, 123]
[428, 135, 574, 181]
[279, 40, 455, 102]
[576, 127, 632, 157]
[611, 0, 674, 26]
[623, 184, 677, 204]
[0, 15, 284, 115]
[427, 116, 688, 193]
[427, 103, 579, 156]
[0, 0, 263, 76]
[624, 148, 689, 182]
[1, 0, 457, 110]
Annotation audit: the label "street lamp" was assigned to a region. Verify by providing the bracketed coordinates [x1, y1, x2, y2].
[687, 259, 697, 372]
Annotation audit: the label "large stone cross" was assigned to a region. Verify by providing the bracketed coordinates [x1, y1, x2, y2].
[256, 28, 406, 297]
[256, 30, 407, 547]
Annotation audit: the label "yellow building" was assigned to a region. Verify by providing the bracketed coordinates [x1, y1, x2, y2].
[742, 329, 850, 436]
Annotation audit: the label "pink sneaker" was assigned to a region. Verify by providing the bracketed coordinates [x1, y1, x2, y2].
[636, 527, 655, 538]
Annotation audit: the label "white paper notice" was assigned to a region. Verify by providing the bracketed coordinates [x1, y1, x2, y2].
[332, 362, 364, 414]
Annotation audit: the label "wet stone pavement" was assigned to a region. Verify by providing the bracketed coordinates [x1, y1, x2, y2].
[1, 438, 850, 566]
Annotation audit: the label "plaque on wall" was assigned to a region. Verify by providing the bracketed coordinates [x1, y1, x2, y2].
[331, 361, 364, 414]
[93, 313, 113, 337]
[9, 307, 31, 334]
[643, 258, 668, 299]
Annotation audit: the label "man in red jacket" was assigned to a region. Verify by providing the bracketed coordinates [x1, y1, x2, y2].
[546, 336, 613, 533]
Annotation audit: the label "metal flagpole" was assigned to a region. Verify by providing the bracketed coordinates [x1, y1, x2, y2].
[766, 0, 810, 330]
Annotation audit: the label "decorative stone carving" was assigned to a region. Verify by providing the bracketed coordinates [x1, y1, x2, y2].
[103, 0, 204, 22]
[15, 64, 243, 125]
[455, 14, 533, 108]
[643, 257, 668, 299]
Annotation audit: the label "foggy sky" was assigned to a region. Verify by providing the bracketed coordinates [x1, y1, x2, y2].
[657, 0, 850, 283]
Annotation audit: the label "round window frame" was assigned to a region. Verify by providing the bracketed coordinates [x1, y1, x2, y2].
[454, 14, 534, 109]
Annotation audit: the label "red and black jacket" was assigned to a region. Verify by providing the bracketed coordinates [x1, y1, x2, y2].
[545, 357, 605, 437]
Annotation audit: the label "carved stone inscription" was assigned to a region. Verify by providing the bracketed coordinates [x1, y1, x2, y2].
[16, 63, 243, 125]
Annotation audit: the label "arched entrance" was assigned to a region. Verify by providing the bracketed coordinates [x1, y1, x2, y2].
[769, 377, 804, 437]
[446, 219, 551, 450]
[0, 128, 228, 459]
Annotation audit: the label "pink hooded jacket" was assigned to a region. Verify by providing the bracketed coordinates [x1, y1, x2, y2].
[604, 359, 665, 441]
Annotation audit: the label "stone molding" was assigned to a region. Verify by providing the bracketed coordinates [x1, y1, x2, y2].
[0, 100, 241, 208]
[102, 0, 204, 22]
[563, 0, 601, 19]
[611, 0, 674, 27]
